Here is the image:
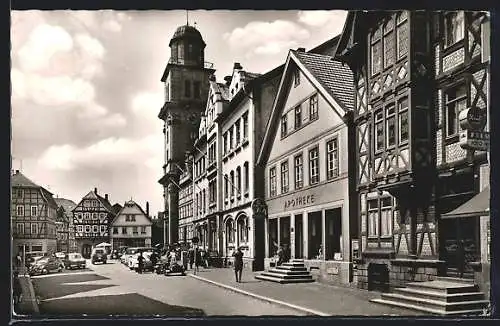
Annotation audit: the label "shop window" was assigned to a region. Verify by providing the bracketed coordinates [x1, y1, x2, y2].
[445, 84, 467, 137]
[294, 154, 303, 189]
[294, 105, 302, 129]
[309, 94, 318, 120]
[374, 110, 384, 152]
[326, 138, 339, 180]
[269, 166, 277, 197]
[281, 160, 289, 194]
[279, 216, 291, 256]
[386, 104, 396, 148]
[309, 147, 319, 185]
[308, 212, 323, 259]
[281, 115, 288, 137]
[398, 97, 409, 143]
[445, 11, 465, 47]
[325, 208, 342, 260]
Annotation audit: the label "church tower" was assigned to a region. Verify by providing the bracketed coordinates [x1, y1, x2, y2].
[158, 24, 215, 245]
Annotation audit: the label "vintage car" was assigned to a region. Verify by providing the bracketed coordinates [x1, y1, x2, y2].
[128, 251, 155, 272]
[29, 256, 64, 275]
[63, 253, 86, 269]
[54, 252, 66, 259]
[91, 247, 107, 264]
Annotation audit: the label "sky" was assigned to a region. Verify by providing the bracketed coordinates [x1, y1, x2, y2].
[10, 10, 348, 216]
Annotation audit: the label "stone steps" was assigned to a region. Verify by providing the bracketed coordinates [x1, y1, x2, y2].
[371, 279, 488, 315]
[255, 260, 315, 284]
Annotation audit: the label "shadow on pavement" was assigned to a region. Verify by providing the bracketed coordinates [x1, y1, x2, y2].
[37, 293, 206, 317]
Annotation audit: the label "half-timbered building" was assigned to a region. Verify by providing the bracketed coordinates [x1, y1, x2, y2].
[72, 188, 115, 258]
[11, 170, 58, 256]
[334, 10, 490, 293]
[110, 200, 152, 250]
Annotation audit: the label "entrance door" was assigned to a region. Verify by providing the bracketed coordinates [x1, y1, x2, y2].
[294, 214, 303, 259]
[441, 218, 480, 279]
[82, 244, 92, 259]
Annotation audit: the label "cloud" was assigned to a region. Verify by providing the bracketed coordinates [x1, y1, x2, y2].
[297, 10, 348, 33]
[223, 20, 310, 58]
[39, 135, 162, 172]
[102, 20, 122, 32]
[130, 91, 164, 133]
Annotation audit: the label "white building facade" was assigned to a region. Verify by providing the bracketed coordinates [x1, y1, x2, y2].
[110, 200, 152, 250]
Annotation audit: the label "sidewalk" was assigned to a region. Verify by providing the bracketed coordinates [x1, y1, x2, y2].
[188, 267, 423, 316]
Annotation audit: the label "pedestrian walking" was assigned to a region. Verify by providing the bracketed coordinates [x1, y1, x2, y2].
[194, 247, 201, 274]
[232, 247, 244, 283]
[203, 250, 209, 268]
[137, 251, 144, 274]
[276, 246, 284, 266]
[188, 248, 194, 270]
[150, 251, 158, 270]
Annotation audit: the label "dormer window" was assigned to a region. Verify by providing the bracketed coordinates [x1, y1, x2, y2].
[445, 11, 465, 47]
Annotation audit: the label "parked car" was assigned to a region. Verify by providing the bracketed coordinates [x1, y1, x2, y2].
[91, 247, 107, 264]
[64, 253, 86, 269]
[122, 247, 154, 267]
[128, 251, 154, 272]
[29, 256, 64, 275]
[54, 252, 66, 259]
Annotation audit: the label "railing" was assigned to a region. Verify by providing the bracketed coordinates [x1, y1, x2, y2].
[168, 58, 214, 69]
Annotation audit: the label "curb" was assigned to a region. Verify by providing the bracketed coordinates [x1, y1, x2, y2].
[188, 273, 330, 316]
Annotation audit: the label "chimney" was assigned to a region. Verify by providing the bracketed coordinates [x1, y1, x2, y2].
[146, 202, 150, 217]
[94, 187, 97, 194]
[105, 194, 109, 201]
[233, 62, 243, 70]
[224, 76, 232, 86]
[297, 47, 306, 52]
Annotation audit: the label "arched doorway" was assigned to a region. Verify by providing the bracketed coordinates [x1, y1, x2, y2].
[224, 217, 235, 257]
[82, 244, 92, 259]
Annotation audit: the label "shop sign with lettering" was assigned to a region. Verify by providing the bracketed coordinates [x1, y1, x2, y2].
[284, 194, 315, 210]
[459, 130, 490, 151]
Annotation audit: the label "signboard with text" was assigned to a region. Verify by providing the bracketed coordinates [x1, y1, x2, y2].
[459, 130, 490, 151]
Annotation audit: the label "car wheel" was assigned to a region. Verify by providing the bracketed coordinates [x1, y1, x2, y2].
[58, 266, 62, 273]
[42, 268, 48, 275]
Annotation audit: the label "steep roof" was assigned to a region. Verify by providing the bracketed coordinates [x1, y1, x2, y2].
[74, 190, 115, 214]
[257, 49, 354, 165]
[112, 203, 123, 215]
[293, 50, 354, 110]
[54, 198, 77, 213]
[111, 200, 152, 225]
[11, 171, 43, 189]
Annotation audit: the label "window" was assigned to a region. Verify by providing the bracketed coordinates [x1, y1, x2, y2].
[294, 154, 303, 189]
[244, 162, 249, 193]
[16, 205, 24, 216]
[113, 227, 118, 234]
[281, 115, 288, 137]
[383, 19, 395, 68]
[238, 218, 247, 243]
[17, 223, 24, 235]
[224, 175, 229, 199]
[184, 80, 191, 98]
[309, 94, 318, 120]
[226, 220, 234, 243]
[243, 113, 248, 140]
[209, 179, 217, 203]
[202, 190, 206, 213]
[445, 84, 467, 137]
[309, 147, 319, 185]
[229, 128, 234, 150]
[132, 226, 138, 234]
[294, 105, 302, 129]
[122, 227, 127, 234]
[396, 11, 409, 59]
[230, 171, 235, 198]
[223, 132, 228, 155]
[386, 105, 396, 147]
[374, 110, 384, 151]
[235, 120, 241, 145]
[193, 81, 201, 99]
[398, 98, 409, 143]
[165, 83, 170, 101]
[368, 199, 379, 237]
[236, 167, 241, 196]
[269, 167, 277, 197]
[371, 26, 382, 75]
[380, 197, 393, 237]
[141, 226, 146, 234]
[77, 225, 83, 233]
[326, 139, 339, 180]
[445, 11, 465, 47]
[17, 189, 23, 198]
[294, 70, 300, 87]
[31, 223, 37, 235]
[281, 160, 289, 194]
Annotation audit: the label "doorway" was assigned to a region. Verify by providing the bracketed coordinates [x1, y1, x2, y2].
[82, 244, 92, 259]
[294, 214, 303, 259]
[368, 263, 389, 292]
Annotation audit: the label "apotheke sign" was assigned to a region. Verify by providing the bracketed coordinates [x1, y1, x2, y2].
[458, 106, 489, 151]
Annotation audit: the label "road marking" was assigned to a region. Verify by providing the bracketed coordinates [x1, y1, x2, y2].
[31, 271, 95, 279]
[188, 274, 330, 316]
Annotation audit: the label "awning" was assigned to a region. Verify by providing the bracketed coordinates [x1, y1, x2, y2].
[441, 186, 490, 219]
[96, 242, 111, 247]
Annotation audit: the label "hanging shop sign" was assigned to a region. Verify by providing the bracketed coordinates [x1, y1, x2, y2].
[458, 107, 489, 151]
[459, 130, 490, 151]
